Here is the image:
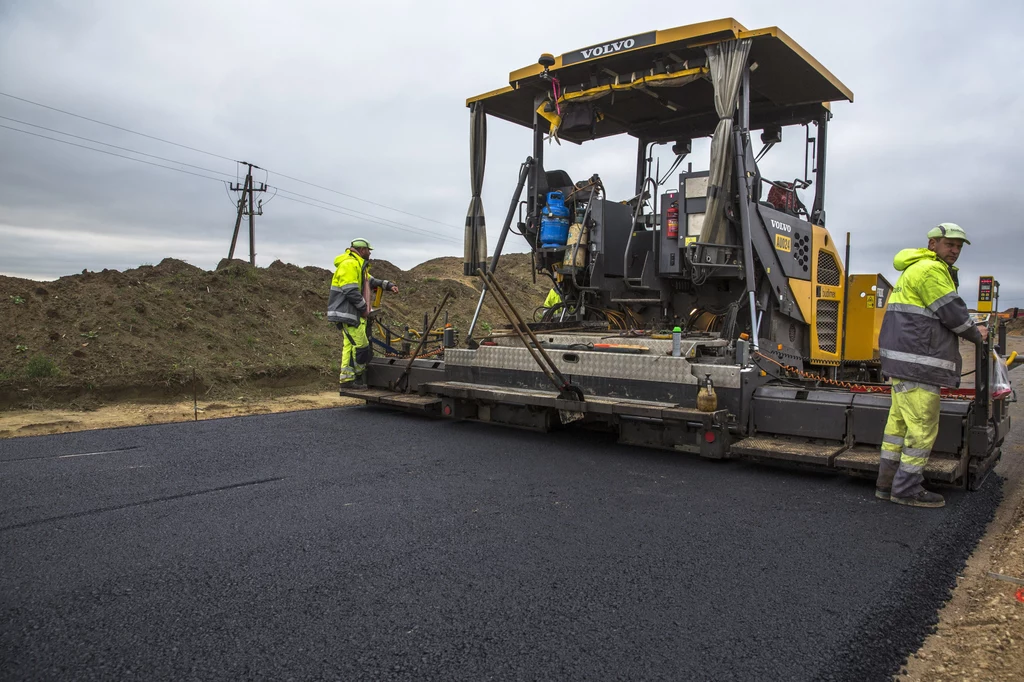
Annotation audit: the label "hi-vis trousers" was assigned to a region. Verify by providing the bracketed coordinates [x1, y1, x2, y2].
[876, 379, 941, 498]
[339, 318, 370, 385]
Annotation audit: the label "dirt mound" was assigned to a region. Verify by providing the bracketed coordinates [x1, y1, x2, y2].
[0, 253, 549, 409]
[1006, 316, 1024, 336]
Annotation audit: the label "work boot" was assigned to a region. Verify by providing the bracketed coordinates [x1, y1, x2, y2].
[350, 374, 367, 390]
[890, 489, 945, 508]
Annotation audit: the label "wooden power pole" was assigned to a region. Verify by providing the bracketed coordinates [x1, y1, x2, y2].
[228, 162, 267, 265]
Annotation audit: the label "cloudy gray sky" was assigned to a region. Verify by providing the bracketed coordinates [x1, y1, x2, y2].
[1, 0, 1021, 306]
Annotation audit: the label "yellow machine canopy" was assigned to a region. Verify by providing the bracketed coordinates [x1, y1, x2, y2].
[467, 18, 853, 143]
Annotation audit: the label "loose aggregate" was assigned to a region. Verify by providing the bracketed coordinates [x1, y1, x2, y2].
[0, 406, 1005, 681]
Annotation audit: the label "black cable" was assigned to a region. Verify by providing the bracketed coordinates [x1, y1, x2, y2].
[273, 194, 462, 245]
[1, 123, 459, 242]
[0, 124, 227, 183]
[270, 185, 448, 237]
[262, 168, 461, 231]
[1, 91, 460, 231]
[0, 115, 236, 178]
[0, 91, 237, 162]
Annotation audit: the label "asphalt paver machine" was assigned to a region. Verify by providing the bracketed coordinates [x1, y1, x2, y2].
[348, 18, 1013, 489]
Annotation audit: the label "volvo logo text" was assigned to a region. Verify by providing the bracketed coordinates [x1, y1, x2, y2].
[580, 39, 635, 59]
[771, 219, 792, 233]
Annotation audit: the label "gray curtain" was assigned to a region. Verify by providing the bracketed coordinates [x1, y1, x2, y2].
[700, 39, 752, 245]
[464, 102, 488, 276]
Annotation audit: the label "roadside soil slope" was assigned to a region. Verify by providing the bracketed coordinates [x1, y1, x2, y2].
[0, 254, 548, 409]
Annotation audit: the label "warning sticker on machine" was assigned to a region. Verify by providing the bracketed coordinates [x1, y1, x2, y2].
[775, 234, 792, 252]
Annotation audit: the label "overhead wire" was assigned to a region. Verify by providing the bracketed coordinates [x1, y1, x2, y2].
[273, 193, 461, 245]
[0, 120, 460, 244]
[0, 90, 461, 232]
[0, 123, 228, 183]
[0, 114, 236, 178]
[269, 185, 453, 240]
[262, 167, 461, 231]
[0, 90, 237, 162]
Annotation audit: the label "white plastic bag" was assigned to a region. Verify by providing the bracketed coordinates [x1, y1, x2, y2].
[992, 350, 1012, 399]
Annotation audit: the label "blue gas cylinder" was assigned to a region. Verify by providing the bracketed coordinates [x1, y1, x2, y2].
[539, 191, 570, 248]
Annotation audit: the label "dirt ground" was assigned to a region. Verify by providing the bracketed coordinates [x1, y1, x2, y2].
[897, 335, 1024, 682]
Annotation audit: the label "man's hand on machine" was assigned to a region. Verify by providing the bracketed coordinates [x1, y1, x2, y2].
[978, 325, 989, 341]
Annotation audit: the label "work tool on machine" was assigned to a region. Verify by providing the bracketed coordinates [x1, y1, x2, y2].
[395, 291, 451, 393]
[477, 268, 584, 403]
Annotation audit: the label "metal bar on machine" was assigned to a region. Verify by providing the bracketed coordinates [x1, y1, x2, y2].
[732, 71, 759, 351]
[396, 292, 451, 393]
[467, 157, 533, 341]
[479, 268, 582, 401]
[839, 231, 851, 364]
[477, 269, 564, 393]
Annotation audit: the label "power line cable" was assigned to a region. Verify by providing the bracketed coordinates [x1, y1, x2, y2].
[263, 167, 462, 230]
[273, 194, 461, 245]
[0, 123, 228, 183]
[0, 90, 461, 231]
[0, 114, 236, 178]
[270, 185, 452, 239]
[0, 124, 456, 243]
[0, 90, 237, 162]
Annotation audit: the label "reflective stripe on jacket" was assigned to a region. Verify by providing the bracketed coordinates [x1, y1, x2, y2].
[327, 249, 392, 325]
[878, 248, 982, 387]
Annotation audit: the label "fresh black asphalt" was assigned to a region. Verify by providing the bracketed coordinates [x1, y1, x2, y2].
[0, 405, 1005, 681]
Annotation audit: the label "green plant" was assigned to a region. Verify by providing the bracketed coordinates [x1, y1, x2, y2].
[80, 330, 99, 339]
[423, 276, 439, 283]
[313, 311, 325, 321]
[478, 321, 493, 334]
[25, 355, 59, 378]
[15, 344, 28, 353]
[10, 295, 25, 305]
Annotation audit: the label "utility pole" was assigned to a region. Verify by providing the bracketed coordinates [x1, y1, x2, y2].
[228, 162, 267, 265]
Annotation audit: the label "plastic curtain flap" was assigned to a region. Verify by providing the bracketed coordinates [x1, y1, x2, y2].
[701, 39, 752, 246]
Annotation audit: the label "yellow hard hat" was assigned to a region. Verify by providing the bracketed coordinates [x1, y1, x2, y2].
[927, 223, 970, 245]
[351, 238, 373, 250]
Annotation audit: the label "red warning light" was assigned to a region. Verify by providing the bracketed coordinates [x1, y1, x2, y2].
[704, 431, 716, 443]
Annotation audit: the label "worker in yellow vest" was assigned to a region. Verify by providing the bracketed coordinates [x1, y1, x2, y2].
[875, 223, 987, 507]
[327, 238, 398, 391]
[544, 288, 562, 309]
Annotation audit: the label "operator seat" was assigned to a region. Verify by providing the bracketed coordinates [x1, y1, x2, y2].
[541, 169, 575, 201]
[766, 181, 807, 218]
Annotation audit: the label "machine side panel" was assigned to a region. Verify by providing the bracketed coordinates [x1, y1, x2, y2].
[591, 200, 635, 278]
[754, 204, 813, 281]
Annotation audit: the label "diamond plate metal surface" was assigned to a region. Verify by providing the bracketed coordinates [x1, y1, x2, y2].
[445, 347, 742, 387]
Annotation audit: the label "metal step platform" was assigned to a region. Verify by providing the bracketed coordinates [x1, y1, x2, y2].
[834, 445, 964, 482]
[338, 388, 441, 415]
[731, 436, 846, 466]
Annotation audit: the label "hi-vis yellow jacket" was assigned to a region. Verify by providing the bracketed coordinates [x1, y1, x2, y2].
[878, 248, 982, 387]
[327, 249, 393, 326]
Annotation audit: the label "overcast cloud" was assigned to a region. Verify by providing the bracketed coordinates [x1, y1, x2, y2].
[0, 0, 1020, 306]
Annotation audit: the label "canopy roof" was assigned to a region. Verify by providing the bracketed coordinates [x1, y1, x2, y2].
[467, 19, 853, 143]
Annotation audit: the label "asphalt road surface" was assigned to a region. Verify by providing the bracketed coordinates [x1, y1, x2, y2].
[0, 405, 1006, 681]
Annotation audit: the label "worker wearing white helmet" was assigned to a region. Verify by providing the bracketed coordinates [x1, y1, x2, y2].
[875, 223, 987, 507]
[327, 238, 399, 390]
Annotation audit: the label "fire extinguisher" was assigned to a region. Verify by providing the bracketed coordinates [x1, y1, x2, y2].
[666, 201, 679, 239]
